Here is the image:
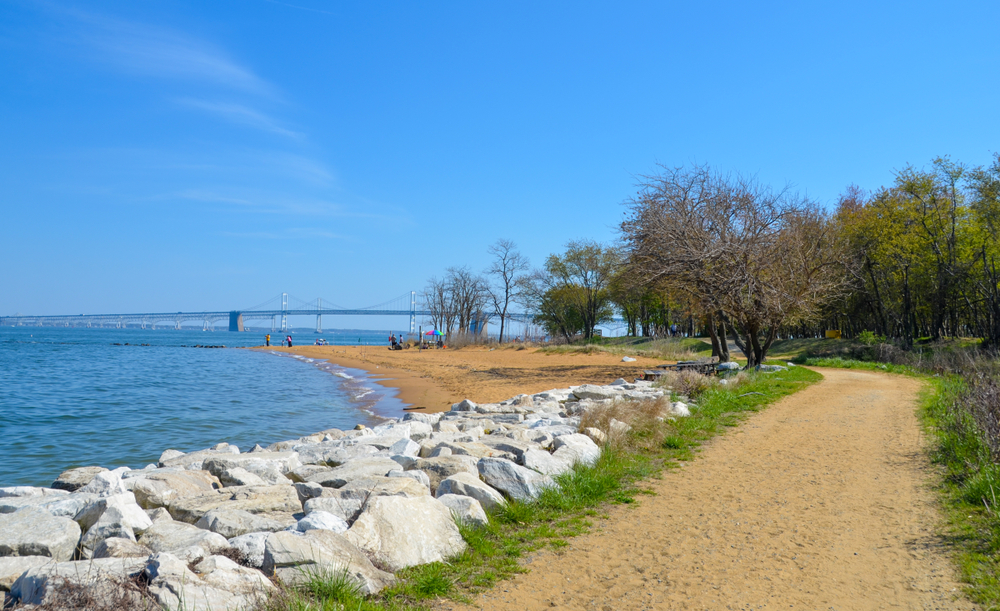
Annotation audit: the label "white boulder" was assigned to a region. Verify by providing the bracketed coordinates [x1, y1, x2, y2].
[262, 529, 395, 594]
[477, 457, 557, 502]
[345, 495, 466, 572]
[0, 507, 81, 561]
[436, 494, 488, 527]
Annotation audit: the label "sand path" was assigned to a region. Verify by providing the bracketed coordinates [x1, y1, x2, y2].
[441, 368, 976, 611]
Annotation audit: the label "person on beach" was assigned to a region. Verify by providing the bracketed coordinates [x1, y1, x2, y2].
[286, 335, 293, 347]
[265, 334, 270, 346]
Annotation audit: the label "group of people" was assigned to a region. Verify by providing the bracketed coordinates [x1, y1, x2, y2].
[388, 333, 403, 350]
[264, 334, 293, 347]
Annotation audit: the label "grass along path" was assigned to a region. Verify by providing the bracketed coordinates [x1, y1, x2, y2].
[260, 367, 823, 611]
[437, 367, 975, 611]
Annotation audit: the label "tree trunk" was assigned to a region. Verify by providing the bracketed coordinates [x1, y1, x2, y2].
[706, 312, 722, 358]
[717, 315, 730, 362]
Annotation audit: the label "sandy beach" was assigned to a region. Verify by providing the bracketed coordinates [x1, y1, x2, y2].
[260, 345, 666, 413]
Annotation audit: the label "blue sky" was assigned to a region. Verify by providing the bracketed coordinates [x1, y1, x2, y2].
[2, 1, 999, 328]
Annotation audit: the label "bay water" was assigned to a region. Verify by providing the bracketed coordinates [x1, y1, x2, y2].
[0, 327, 404, 487]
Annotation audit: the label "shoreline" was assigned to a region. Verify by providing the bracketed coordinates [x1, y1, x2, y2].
[254, 345, 457, 413]
[254, 344, 668, 414]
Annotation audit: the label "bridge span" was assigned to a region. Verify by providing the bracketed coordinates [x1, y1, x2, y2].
[0, 292, 533, 333]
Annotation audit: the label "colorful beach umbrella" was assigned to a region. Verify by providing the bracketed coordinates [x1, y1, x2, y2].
[424, 330, 443, 336]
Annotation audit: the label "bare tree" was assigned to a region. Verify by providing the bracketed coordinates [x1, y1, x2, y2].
[622, 164, 851, 367]
[485, 239, 530, 343]
[446, 266, 489, 335]
[421, 276, 456, 334]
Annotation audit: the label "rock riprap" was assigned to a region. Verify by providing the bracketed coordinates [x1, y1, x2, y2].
[0, 378, 682, 608]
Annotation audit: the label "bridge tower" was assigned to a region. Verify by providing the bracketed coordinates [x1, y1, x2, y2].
[410, 291, 416, 337]
[316, 298, 322, 334]
[280, 293, 288, 332]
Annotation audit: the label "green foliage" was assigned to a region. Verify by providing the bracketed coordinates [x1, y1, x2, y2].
[920, 375, 1000, 605]
[857, 330, 885, 346]
[525, 240, 620, 340]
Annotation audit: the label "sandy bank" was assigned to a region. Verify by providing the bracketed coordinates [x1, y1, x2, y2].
[256, 345, 667, 413]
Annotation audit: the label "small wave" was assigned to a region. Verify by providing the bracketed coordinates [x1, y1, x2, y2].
[333, 372, 353, 379]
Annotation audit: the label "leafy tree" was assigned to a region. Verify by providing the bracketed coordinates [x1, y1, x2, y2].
[543, 241, 620, 339]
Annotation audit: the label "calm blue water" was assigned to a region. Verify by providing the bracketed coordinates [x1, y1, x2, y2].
[0, 327, 405, 487]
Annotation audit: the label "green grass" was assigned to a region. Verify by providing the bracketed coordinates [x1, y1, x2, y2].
[794, 356, 919, 376]
[261, 365, 821, 611]
[920, 375, 1000, 607]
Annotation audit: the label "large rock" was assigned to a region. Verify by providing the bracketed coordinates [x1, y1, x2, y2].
[436, 494, 488, 527]
[451, 399, 477, 412]
[435, 472, 506, 511]
[139, 520, 229, 554]
[0, 487, 67, 499]
[262, 529, 395, 595]
[522, 448, 573, 476]
[0, 556, 49, 592]
[80, 506, 137, 559]
[387, 468, 432, 489]
[551, 433, 601, 467]
[304, 476, 429, 523]
[158, 444, 239, 470]
[195, 509, 289, 538]
[9, 558, 147, 605]
[227, 532, 269, 569]
[76, 467, 130, 497]
[0, 491, 91, 517]
[432, 441, 501, 459]
[304, 457, 401, 488]
[51, 466, 108, 492]
[410, 455, 479, 493]
[0, 508, 81, 561]
[75, 492, 152, 535]
[202, 452, 300, 481]
[293, 443, 379, 467]
[477, 457, 557, 502]
[293, 511, 348, 534]
[345, 495, 467, 572]
[145, 552, 274, 611]
[92, 537, 152, 559]
[571, 385, 619, 401]
[167, 484, 300, 524]
[218, 467, 268, 487]
[479, 435, 547, 459]
[132, 470, 221, 509]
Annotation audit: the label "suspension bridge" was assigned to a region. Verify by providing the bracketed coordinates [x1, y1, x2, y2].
[0, 292, 536, 333]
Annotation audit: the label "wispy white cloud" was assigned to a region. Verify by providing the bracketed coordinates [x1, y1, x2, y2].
[53, 8, 271, 95]
[176, 98, 302, 139]
[174, 189, 402, 221]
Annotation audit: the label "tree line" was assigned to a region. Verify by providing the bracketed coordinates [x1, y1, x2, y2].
[423, 154, 1000, 365]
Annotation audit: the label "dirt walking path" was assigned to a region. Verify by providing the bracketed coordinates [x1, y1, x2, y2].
[442, 368, 976, 611]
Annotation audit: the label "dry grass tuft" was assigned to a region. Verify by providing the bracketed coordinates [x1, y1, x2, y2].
[656, 369, 751, 399]
[10, 574, 159, 611]
[579, 398, 673, 450]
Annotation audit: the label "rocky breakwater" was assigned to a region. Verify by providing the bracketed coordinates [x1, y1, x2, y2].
[0, 378, 686, 610]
